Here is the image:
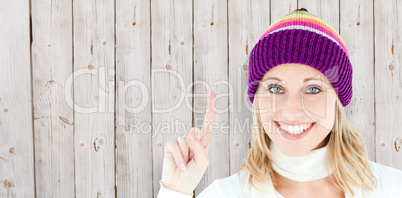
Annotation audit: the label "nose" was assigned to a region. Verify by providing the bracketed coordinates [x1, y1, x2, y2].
[281, 91, 304, 120]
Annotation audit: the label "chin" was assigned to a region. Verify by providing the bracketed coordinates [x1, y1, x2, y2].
[279, 144, 312, 157]
[273, 137, 330, 157]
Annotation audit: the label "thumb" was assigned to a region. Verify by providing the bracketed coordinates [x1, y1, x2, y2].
[186, 128, 209, 168]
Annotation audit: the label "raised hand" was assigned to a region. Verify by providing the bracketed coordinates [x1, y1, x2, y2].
[159, 91, 217, 196]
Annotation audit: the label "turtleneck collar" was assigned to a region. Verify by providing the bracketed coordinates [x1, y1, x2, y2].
[269, 141, 333, 182]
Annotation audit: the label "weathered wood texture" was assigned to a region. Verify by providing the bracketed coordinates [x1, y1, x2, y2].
[72, 0, 115, 197]
[116, 0, 152, 197]
[193, 0, 230, 197]
[31, 0, 75, 197]
[0, 1, 401, 197]
[0, 0, 35, 197]
[374, 0, 402, 169]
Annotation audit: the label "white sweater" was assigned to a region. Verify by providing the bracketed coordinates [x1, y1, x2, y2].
[157, 161, 402, 198]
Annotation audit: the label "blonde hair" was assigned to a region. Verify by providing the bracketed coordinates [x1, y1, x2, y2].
[238, 84, 377, 196]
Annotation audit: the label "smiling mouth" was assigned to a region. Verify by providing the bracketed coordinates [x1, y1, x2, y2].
[274, 121, 316, 140]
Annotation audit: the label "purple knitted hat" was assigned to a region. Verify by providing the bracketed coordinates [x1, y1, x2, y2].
[247, 8, 353, 107]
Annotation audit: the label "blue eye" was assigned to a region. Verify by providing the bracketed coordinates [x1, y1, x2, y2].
[267, 84, 321, 94]
[267, 84, 283, 93]
[307, 86, 321, 94]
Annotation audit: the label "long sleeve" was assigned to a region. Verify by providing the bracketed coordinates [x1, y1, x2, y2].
[196, 178, 239, 198]
[157, 180, 194, 198]
[157, 162, 402, 198]
[369, 161, 402, 197]
[157, 173, 241, 198]
[197, 173, 242, 198]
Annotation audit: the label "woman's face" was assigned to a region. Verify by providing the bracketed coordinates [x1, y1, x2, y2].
[256, 63, 337, 157]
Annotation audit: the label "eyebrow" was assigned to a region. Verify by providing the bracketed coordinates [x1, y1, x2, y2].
[262, 77, 326, 83]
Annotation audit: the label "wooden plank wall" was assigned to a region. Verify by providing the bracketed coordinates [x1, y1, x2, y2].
[31, 0, 74, 197]
[150, 0, 193, 197]
[0, 0, 401, 197]
[375, 0, 402, 167]
[194, 0, 229, 196]
[116, 0, 152, 197]
[0, 0, 35, 197]
[73, 0, 116, 197]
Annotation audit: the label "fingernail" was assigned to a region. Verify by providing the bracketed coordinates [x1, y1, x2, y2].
[189, 132, 195, 140]
[178, 135, 185, 140]
[180, 163, 186, 170]
[190, 152, 194, 158]
[195, 129, 199, 136]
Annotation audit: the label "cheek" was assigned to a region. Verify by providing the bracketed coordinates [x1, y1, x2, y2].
[258, 96, 278, 118]
[303, 93, 336, 131]
[257, 100, 280, 136]
[302, 94, 330, 119]
[258, 103, 273, 125]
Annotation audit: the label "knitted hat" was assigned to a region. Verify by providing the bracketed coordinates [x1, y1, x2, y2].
[247, 8, 352, 107]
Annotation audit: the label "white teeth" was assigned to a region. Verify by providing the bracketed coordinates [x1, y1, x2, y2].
[278, 122, 313, 134]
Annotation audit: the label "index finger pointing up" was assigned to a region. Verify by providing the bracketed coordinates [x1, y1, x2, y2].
[202, 91, 217, 136]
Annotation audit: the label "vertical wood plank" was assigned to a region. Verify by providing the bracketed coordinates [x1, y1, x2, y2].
[228, 0, 270, 175]
[73, 0, 115, 197]
[151, 0, 193, 196]
[31, 0, 75, 197]
[271, 0, 297, 23]
[375, 0, 402, 169]
[116, 0, 152, 197]
[298, 0, 339, 32]
[340, 0, 375, 161]
[193, 0, 229, 196]
[0, 0, 35, 197]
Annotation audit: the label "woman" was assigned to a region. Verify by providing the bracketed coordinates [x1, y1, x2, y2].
[157, 8, 402, 198]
